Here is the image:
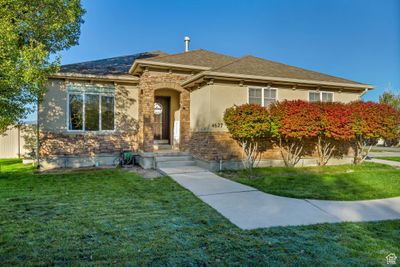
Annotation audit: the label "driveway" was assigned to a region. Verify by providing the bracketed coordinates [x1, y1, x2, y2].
[159, 166, 400, 230]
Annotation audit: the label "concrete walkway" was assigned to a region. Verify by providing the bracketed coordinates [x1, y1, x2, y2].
[367, 158, 400, 167]
[159, 166, 400, 230]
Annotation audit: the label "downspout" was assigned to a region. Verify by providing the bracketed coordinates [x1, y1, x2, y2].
[360, 88, 369, 99]
[36, 96, 40, 169]
[17, 125, 21, 158]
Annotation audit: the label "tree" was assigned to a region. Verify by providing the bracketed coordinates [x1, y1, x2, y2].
[379, 90, 400, 146]
[316, 103, 354, 166]
[378, 103, 400, 147]
[0, 0, 85, 132]
[270, 100, 320, 167]
[21, 123, 37, 158]
[223, 104, 271, 169]
[349, 101, 400, 164]
[379, 90, 400, 111]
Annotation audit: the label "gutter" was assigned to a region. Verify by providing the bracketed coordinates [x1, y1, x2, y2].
[181, 71, 374, 90]
[50, 73, 140, 83]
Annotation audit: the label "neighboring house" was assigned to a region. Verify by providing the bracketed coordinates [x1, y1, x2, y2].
[39, 46, 373, 169]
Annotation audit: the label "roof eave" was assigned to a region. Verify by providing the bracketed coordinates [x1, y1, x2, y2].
[50, 72, 140, 83]
[181, 71, 374, 90]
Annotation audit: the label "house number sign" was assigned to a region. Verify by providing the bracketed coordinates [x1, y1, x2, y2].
[154, 103, 163, 115]
[211, 122, 223, 128]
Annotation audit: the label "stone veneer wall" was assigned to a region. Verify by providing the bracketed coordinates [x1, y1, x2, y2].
[189, 131, 354, 161]
[138, 70, 191, 152]
[40, 132, 138, 157]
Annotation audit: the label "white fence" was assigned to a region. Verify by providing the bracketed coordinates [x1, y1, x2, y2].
[0, 124, 35, 158]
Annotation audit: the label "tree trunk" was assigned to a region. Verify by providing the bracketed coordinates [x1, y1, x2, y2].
[278, 138, 304, 167]
[317, 136, 335, 166]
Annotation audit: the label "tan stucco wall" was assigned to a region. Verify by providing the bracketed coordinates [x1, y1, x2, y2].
[190, 83, 362, 132]
[190, 85, 211, 131]
[115, 83, 140, 132]
[39, 79, 140, 133]
[39, 79, 67, 132]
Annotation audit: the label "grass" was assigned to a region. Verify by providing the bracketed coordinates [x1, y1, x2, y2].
[0, 158, 36, 173]
[0, 159, 399, 266]
[218, 162, 400, 200]
[375, 156, 400, 162]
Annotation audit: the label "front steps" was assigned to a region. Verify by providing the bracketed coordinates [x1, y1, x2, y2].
[153, 144, 173, 150]
[154, 151, 196, 169]
[153, 140, 172, 151]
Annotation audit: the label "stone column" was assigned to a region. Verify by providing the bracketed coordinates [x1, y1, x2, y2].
[179, 90, 190, 151]
[141, 88, 154, 152]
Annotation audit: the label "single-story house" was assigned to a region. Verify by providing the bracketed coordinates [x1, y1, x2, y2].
[39, 43, 373, 170]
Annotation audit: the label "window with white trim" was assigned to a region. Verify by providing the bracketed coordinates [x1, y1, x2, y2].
[248, 87, 277, 107]
[309, 91, 333, 103]
[68, 93, 115, 131]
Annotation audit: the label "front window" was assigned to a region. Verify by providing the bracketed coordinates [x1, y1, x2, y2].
[321, 92, 333, 102]
[101, 96, 115, 130]
[68, 93, 115, 131]
[69, 94, 83, 130]
[264, 88, 277, 107]
[248, 87, 277, 107]
[309, 91, 333, 103]
[85, 94, 100, 131]
[248, 88, 262, 105]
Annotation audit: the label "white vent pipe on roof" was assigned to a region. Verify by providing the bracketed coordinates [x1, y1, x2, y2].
[184, 36, 190, 52]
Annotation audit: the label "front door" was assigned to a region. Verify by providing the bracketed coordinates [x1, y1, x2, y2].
[154, 96, 170, 142]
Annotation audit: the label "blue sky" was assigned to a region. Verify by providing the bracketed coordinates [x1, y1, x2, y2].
[28, 0, 400, 121]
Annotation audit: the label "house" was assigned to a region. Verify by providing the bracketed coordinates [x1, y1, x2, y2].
[39, 40, 373, 169]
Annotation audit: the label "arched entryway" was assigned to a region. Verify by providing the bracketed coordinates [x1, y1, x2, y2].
[154, 88, 181, 149]
[139, 80, 190, 153]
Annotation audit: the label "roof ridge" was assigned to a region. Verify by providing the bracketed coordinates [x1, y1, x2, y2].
[210, 56, 247, 71]
[141, 49, 237, 63]
[142, 49, 204, 61]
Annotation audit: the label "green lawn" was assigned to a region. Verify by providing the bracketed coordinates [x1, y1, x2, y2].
[219, 162, 400, 200]
[0, 159, 399, 266]
[375, 156, 400, 162]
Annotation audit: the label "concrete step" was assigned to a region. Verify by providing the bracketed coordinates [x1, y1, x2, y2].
[156, 160, 196, 168]
[153, 144, 173, 150]
[154, 151, 191, 157]
[154, 140, 169, 144]
[155, 155, 193, 162]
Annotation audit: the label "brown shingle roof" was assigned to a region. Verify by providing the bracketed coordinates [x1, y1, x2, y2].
[141, 49, 236, 68]
[210, 55, 364, 85]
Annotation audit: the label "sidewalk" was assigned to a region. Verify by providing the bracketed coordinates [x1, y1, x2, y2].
[368, 158, 400, 167]
[159, 166, 400, 230]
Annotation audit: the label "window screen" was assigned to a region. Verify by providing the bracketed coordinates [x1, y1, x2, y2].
[101, 96, 115, 130]
[248, 88, 262, 105]
[69, 94, 83, 130]
[264, 88, 277, 107]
